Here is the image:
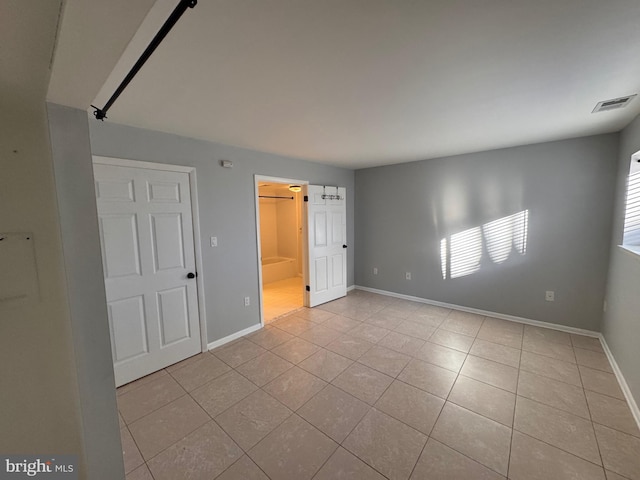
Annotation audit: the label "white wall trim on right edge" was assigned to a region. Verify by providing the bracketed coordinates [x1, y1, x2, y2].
[599, 335, 640, 429]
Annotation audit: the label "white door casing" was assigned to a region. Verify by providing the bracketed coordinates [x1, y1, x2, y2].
[94, 163, 201, 386]
[306, 185, 347, 307]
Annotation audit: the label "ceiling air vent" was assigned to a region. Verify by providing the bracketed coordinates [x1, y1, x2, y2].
[592, 95, 637, 113]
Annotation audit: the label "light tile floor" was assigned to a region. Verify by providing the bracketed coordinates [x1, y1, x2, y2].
[262, 276, 303, 323]
[118, 290, 640, 480]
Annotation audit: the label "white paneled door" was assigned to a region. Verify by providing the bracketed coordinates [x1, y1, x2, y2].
[94, 163, 201, 387]
[306, 185, 347, 307]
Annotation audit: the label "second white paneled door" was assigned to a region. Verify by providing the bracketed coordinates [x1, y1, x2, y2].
[94, 162, 201, 387]
[306, 185, 347, 307]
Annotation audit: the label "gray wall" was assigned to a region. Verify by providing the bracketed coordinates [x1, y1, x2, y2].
[355, 134, 619, 331]
[47, 104, 124, 479]
[603, 113, 640, 403]
[0, 98, 119, 476]
[89, 121, 355, 343]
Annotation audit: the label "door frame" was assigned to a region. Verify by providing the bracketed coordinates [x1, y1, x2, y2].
[254, 175, 309, 326]
[92, 155, 208, 353]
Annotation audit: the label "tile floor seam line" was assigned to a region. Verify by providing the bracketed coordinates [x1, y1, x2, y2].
[406, 438, 430, 480]
[336, 428, 397, 480]
[518, 361, 582, 389]
[120, 296, 630, 480]
[121, 391, 190, 427]
[584, 386, 609, 471]
[430, 403, 510, 478]
[512, 429, 609, 472]
[591, 418, 640, 439]
[422, 436, 513, 480]
[290, 413, 341, 477]
[140, 462, 156, 480]
[117, 370, 170, 399]
[578, 359, 596, 423]
[431, 353, 464, 455]
[138, 417, 223, 467]
[372, 391, 443, 439]
[118, 367, 182, 402]
[412, 349, 468, 374]
[457, 368, 518, 396]
[209, 396, 293, 456]
[208, 454, 249, 480]
[121, 423, 145, 475]
[511, 419, 605, 468]
[211, 350, 255, 370]
[473, 335, 523, 351]
[583, 385, 628, 402]
[181, 373, 242, 432]
[327, 374, 379, 409]
[506, 339, 524, 479]
[235, 356, 295, 389]
[433, 337, 512, 477]
[375, 369, 453, 428]
[286, 370, 335, 413]
[444, 391, 514, 430]
[513, 395, 608, 469]
[520, 345, 578, 365]
[307, 447, 355, 480]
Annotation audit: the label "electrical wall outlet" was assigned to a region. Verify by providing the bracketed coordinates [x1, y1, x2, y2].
[406, 272, 411, 280]
[373, 267, 378, 275]
[210, 236, 218, 247]
[545, 291, 555, 302]
[244, 296, 250, 306]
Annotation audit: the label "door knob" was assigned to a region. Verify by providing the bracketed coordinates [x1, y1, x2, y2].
[187, 272, 196, 279]
[343, 245, 347, 248]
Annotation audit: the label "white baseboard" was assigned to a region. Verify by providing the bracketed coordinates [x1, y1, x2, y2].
[354, 285, 599, 337]
[347, 285, 355, 292]
[355, 284, 640, 431]
[207, 323, 262, 351]
[599, 335, 640, 429]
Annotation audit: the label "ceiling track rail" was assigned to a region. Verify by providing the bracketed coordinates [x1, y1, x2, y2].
[91, 0, 197, 121]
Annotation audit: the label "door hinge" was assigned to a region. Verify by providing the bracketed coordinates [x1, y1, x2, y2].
[306, 285, 310, 292]
[304, 195, 308, 202]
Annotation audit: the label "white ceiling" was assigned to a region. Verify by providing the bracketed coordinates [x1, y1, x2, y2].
[0, 0, 156, 118]
[75, 1, 640, 167]
[0, 0, 62, 113]
[47, 0, 156, 109]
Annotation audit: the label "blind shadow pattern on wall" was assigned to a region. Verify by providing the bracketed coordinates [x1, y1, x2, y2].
[440, 210, 529, 279]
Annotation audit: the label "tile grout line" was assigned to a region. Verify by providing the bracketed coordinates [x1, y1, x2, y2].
[511, 430, 609, 470]
[119, 294, 633, 479]
[506, 329, 524, 479]
[577, 335, 609, 474]
[405, 324, 471, 480]
[432, 316, 515, 478]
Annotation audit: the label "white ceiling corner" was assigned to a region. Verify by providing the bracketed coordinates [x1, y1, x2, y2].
[47, 0, 156, 109]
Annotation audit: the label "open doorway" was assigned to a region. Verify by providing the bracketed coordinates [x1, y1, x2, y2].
[255, 176, 308, 324]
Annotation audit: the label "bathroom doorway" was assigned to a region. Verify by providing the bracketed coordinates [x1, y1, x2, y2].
[255, 176, 307, 324]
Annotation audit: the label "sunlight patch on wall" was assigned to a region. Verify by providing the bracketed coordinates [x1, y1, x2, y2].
[449, 227, 483, 279]
[441, 210, 529, 279]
